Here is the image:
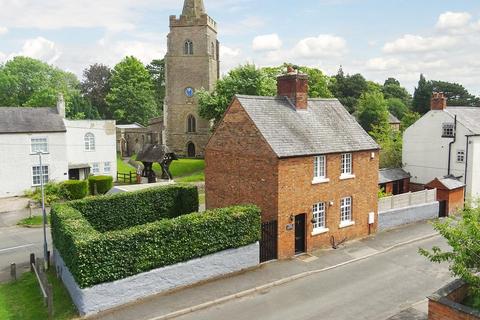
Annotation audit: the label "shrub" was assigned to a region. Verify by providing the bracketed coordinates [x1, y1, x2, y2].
[51, 185, 260, 288]
[24, 182, 63, 205]
[60, 180, 88, 200]
[88, 176, 113, 195]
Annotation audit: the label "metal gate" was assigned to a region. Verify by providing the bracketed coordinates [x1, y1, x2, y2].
[260, 220, 278, 262]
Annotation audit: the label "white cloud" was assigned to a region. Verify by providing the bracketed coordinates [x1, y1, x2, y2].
[252, 34, 282, 52]
[10, 37, 61, 64]
[219, 45, 244, 72]
[436, 11, 472, 30]
[293, 34, 347, 58]
[366, 57, 401, 71]
[0, 26, 8, 35]
[383, 34, 455, 54]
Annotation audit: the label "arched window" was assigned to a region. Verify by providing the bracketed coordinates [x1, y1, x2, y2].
[84, 133, 95, 151]
[187, 115, 196, 133]
[187, 142, 196, 158]
[184, 40, 193, 55]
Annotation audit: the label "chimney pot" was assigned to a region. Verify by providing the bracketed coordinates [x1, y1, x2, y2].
[431, 92, 447, 111]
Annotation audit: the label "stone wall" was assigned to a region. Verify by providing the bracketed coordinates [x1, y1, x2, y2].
[378, 202, 439, 232]
[54, 242, 259, 316]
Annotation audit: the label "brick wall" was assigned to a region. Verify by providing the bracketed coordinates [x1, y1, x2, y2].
[277, 150, 379, 258]
[205, 98, 279, 222]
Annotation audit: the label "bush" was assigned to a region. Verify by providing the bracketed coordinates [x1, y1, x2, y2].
[88, 176, 113, 195]
[24, 182, 63, 205]
[60, 180, 88, 200]
[51, 185, 260, 288]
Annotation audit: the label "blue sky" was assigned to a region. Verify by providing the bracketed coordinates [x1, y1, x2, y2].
[0, 0, 479, 94]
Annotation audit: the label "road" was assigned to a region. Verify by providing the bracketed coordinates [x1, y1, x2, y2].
[174, 236, 451, 320]
[0, 226, 51, 282]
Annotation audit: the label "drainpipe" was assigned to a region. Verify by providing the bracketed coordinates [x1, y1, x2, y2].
[447, 115, 457, 176]
[464, 136, 470, 202]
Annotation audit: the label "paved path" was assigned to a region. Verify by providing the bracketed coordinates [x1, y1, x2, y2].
[93, 221, 450, 320]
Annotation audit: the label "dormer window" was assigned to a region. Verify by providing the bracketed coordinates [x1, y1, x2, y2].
[184, 40, 193, 55]
[442, 123, 454, 138]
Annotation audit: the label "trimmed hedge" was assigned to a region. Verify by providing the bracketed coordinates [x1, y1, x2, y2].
[70, 185, 198, 232]
[51, 200, 260, 288]
[61, 180, 88, 200]
[88, 176, 113, 195]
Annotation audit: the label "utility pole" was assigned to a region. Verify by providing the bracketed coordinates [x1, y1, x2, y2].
[37, 152, 48, 269]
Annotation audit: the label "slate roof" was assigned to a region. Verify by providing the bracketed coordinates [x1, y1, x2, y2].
[388, 112, 400, 124]
[379, 168, 410, 184]
[236, 95, 379, 158]
[0, 107, 66, 134]
[446, 107, 480, 134]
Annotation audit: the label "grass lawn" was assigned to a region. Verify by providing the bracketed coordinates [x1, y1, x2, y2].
[17, 215, 50, 227]
[0, 271, 78, 320]
[152, 159, 205, 183]
[117, 155, 136, 175]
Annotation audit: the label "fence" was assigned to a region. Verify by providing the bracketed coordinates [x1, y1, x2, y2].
[30, 253, 54, 319]
[378, 189, 437, 212]
[117, 171, 136, 184]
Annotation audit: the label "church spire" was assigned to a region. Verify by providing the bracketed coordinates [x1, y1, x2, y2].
[182, 0, 206, 18]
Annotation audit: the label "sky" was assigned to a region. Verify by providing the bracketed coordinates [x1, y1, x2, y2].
[0, 0, 479, 95]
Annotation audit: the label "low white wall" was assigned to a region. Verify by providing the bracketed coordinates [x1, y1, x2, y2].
[378, 189, 437, 212]
[378, 202, 439, 232]
[54, 242, 259, 316]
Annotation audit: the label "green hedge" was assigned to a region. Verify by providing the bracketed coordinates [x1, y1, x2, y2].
[88, 176, 113, 195]
[60, 180, 88, 200]
[51, 202, 260, 288]
[70, 185, 198, 232]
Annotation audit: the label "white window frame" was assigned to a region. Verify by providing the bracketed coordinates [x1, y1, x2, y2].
[442, 123, 455, 138]
[84, 133, 95, 152]
[31, 137, 48, 154]
[340, 153, 355, 179]
[457, 150, 465, 163]
[92, 163, 100, 174]
[340, 197, 355, 228]
[313, 155, 329, 184]
[312, 202, 329, 235]
[32, 165, 49, 186]
[104, 161, 111, 173]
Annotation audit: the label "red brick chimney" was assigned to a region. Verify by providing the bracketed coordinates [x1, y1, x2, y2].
[431, 92, 447, 111]
[277, 67, 309, 110]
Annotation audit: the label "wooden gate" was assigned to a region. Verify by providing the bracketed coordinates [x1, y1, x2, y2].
[260, 220, 278, 262]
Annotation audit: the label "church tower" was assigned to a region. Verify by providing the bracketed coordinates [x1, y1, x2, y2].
[163, 0, 219, 158]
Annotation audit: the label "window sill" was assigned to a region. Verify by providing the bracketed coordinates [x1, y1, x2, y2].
[311, 228, 329, 236]
[30, 153, 50, 156]
[340, 174, 355, 180]
[312, 178, 330, 185]
[339, 221, 355, 229]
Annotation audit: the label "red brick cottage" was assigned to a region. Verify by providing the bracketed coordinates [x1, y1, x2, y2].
[205, 70, 380, 260]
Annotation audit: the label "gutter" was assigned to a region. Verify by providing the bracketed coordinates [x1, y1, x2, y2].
[447, 115, 457, 176]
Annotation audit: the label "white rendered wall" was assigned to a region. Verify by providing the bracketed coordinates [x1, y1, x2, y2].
[64, 120, 117, 180]
[0, 132, 68, 198]
[467, 137, 480, 201]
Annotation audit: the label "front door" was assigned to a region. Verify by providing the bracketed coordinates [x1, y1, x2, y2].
[294, 214, 306, 254]
[68, 169, 80, 180]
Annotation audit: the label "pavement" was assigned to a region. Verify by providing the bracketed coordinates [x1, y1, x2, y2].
[91, 221, 449, 320]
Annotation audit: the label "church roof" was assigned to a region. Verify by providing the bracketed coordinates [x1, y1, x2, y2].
[0, 107, 66, 134]
[235, 95, 379, 158]
[182, 0, 205, 18]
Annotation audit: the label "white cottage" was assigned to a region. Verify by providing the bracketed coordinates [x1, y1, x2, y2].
[403, 93, 480, 201]
[0, 96, 117, 198]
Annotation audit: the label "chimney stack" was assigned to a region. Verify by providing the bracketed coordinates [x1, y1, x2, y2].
[431, 92, 447, 111]
[57, 93, 66, 118]
[277, 67, 309, 110]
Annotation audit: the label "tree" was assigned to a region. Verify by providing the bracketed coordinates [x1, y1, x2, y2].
[81, 63, 112, 119]
[67, 93, 100, 120]
[412, 74, 433, 115]
[432, 80, 480, 107]
[382, 77, 412, 107]
[400, 111, 421, 131]
[329, 67, 369, 113]
[420, 205, 480, 295]
[146, 59, 166, 113]
[370, 123, 403, 169]
[356, 91, 389, 132]
[198, 64, 276, 124]
[106, 56, 158, 126]
[386, 98, 409, 120]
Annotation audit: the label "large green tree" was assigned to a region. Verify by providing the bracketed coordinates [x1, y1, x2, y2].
[106, 56, 158, 126]
[387, 97, 409, 120]
[329, 68, 369, 113]
[356, 91, 389, 132]
[146, 59, 166, 114]
[382, 77, 412, 107]
[81, 63, 112, 119]
[370, 123, 403, 169]
[432, 80, 480, 107]
[412, 74, 433, 115]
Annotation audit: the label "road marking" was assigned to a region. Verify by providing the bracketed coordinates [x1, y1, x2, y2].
[0, 244, 35, 253]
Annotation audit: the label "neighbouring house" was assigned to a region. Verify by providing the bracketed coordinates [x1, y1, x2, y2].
[205, 69, 380, 260]
[403, 92, 480, 201]
[116, 117, 163, 157]
[388, 112, 401, 131]
[0, 95, 117, 198]
[379, 168, 410, 195]
[426, 177, 465, 217]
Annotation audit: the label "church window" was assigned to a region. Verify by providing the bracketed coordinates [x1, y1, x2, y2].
[184, 40, 194, 55]
[187, 115, 197, 133]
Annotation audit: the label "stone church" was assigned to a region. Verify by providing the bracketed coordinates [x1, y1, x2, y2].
[163, 0, 219, 158]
